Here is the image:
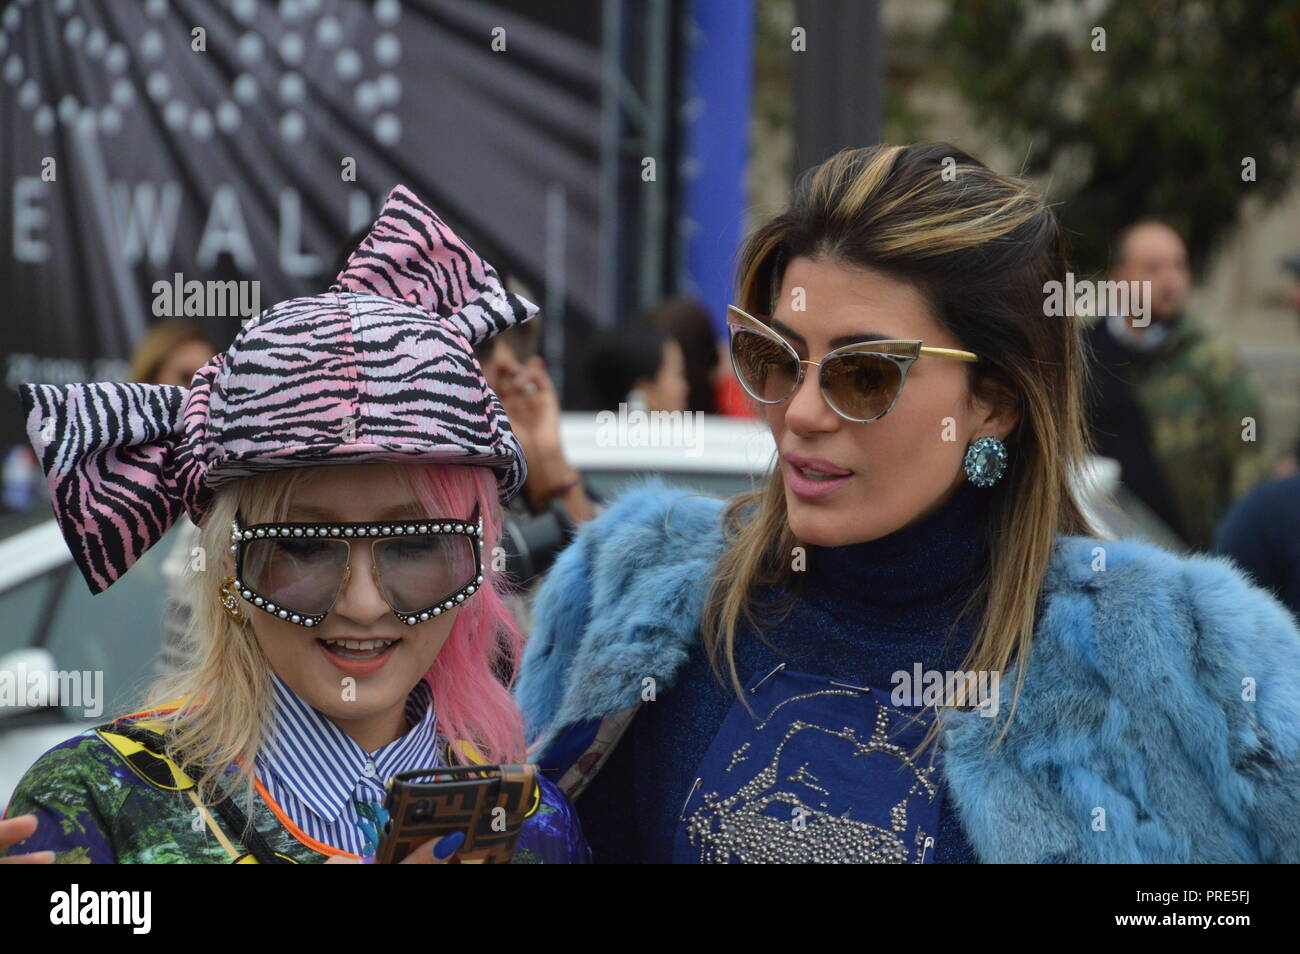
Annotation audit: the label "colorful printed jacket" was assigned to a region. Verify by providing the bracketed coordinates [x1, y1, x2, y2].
[2, 712, 589, 864]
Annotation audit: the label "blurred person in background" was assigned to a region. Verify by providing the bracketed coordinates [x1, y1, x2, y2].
[473, 317, 599, 637]
[1084, 220, 1274, 551]
[127, 319, 218, 388]
[476, 318, 596, 525]
[1268, 250, 1300, 477]
[645, 297, 719, 414]
[1212, 249, 1300, 622]
[1, 444, 42, 513]
[585, 319, 689, 414]
[1214, 470, 1300, 623]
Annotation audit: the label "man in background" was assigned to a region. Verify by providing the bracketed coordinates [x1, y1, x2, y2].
[1212, 250, 1300, 622]
[1085, 221, 1274, 551]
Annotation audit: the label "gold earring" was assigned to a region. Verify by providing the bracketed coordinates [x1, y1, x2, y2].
[219, 577, 246, 623]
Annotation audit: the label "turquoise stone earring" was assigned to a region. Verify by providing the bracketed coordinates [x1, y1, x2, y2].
[963, 436, 1008, 487]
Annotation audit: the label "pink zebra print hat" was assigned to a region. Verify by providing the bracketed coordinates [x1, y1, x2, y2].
[21, 185, 537, 593]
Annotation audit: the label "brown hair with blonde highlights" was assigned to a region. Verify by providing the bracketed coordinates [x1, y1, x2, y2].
[701, 143, 1097, 747]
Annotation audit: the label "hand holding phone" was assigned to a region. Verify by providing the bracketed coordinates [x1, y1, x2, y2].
[373, 764, 539, 864]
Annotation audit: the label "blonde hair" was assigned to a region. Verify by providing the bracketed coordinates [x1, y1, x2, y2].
[701, 143, 1098, 751]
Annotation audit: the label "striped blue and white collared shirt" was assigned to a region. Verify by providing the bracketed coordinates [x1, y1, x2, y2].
[256, 671, 444, 856]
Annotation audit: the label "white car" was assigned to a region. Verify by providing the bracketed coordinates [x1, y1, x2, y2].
[558, 410, 778, 501]
[557, 410, 1166, 548]
[0, 513, 182, 808]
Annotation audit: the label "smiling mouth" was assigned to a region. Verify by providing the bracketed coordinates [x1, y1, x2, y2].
[317, 638, 401, 660]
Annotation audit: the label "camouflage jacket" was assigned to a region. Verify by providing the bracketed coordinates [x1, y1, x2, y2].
[1087, 310, 1274, 550]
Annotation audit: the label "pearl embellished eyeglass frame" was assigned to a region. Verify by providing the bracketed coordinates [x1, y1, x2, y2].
[227, 503, 485, 629]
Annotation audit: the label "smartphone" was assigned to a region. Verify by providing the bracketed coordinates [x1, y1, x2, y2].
[372, 763, 539, 864]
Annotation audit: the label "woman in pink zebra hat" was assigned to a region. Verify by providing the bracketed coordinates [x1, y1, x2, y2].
[0, 186, 588, 865]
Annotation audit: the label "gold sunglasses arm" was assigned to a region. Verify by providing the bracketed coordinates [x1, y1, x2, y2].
[919, 346, 979, 363]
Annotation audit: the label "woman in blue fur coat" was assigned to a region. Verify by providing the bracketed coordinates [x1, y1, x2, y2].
[515, 143, 1300, 864]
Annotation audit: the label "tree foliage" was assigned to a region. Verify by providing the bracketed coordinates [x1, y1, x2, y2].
[937, 0, 1300, 273]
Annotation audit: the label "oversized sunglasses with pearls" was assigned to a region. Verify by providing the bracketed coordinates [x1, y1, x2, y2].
[228, 503, 484, 629]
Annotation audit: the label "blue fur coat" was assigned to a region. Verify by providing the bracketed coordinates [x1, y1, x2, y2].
[515, 478, 1300, 863]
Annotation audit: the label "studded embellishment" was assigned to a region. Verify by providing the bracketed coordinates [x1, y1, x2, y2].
[678, 670, 947, 864]
[227, 510, 486, 630]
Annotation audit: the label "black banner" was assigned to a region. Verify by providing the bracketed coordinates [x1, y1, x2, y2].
[0, 0, 603, 458]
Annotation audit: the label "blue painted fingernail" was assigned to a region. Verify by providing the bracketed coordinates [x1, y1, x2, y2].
[433, 831, 465, 859]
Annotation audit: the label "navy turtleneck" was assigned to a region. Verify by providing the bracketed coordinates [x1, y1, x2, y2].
[788, 477, 991, 683]
[575, 478, 991, 864]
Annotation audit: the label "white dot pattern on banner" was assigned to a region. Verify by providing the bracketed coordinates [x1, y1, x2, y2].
[98, 105, 122, 134]
[238, 32, 262, 63]
[317, 16, 342, 46]
[57, 94, 79, 124]
[233, 74, 258, 104]
[374, 113, 401, 145]
[280, 110, 306, 142]
[356, 81, 379, 113]
[140, 30, 164, 62]
[146, 71, 170, 102]
[112, 78, 134, 107]
[376, 72, 401, 105]
[164, 100, 187, 131]
[105, 43, 127, 73]
[216, 100, 241, 133]
[280, 72, 306, 104]
[374, 34, 400, 65]
[85, 28, 106, 58]
[190, 108, 213, 140]
[12, 0, 406, 145]
[335, 48, 361, 80]
[280, 32, 305, 64]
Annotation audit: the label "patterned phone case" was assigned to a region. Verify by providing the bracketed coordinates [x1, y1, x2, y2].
[373, 764, 538, 864]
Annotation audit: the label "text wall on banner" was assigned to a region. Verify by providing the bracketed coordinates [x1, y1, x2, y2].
[0, 0, 604, 493]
